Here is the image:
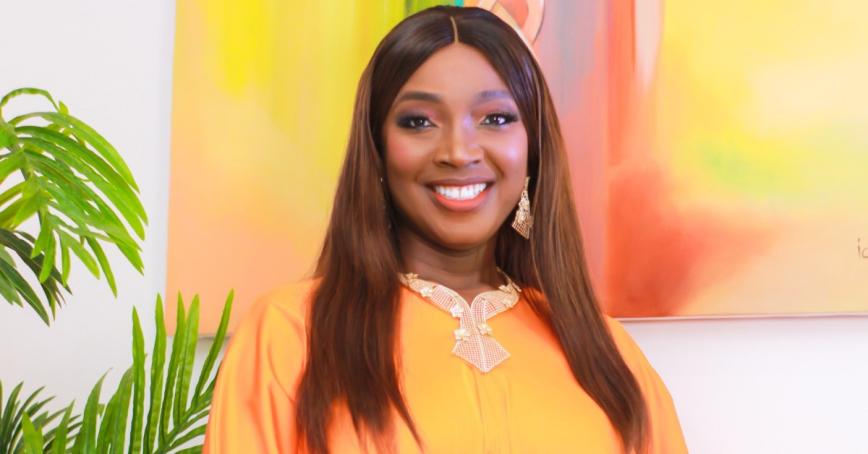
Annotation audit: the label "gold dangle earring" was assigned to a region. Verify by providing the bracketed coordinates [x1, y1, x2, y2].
[511, 176, 533, 239]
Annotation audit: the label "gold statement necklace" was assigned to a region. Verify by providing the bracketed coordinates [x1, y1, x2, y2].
[398, 268, 522, 373]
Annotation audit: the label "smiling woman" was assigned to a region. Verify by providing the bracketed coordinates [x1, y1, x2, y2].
[203, 5, 686, 454]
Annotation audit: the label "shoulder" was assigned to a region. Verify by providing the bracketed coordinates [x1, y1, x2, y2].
[602, 315, 688, 453]
[243, 278, 319, 334]
[601, 314, 664, 389]
[601, 314, 673, 415]
[232, 278, 319, 349]
[601, 315, 646, 367]
[220, 278, 320, 398]
[205, 280, 321, 452]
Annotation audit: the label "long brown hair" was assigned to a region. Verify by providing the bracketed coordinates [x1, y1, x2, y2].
[296, 5, 648, 453]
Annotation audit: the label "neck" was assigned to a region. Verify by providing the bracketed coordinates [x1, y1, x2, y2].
[397, 226, 501, 297]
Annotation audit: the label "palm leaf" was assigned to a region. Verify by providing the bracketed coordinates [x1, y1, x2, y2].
[0, 257, 50, 324]
[0, 229, 67, 322]
[96, 378, 119, 453]
[0, 382, 64, 454]
[20, 413, 44, 454]
[129, 309, 146, 454]
[77, 293, 232, 453]
[174, 296, 200, 428]
[111, 367, 135, 454]
[71, 373, 107, 453]
[47, 402, 75, 454]
[143, 296, 166, 454]
[1, 292, 234, 453]
[0, 382, 24, 451]
[0, 87, 146, 323]
[192, 291, 233, 405]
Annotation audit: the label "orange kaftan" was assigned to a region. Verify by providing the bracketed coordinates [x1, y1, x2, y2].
[203, 279, 688, 453]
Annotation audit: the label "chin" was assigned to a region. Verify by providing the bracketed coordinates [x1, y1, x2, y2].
[430, 225, 497, 251]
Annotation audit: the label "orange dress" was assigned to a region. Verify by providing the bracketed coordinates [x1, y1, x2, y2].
[203, 279, 687, 453]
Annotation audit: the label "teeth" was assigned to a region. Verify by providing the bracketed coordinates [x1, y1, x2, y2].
[433, 183, 487, 201]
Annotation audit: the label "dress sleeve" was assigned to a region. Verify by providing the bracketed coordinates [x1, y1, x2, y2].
[203, 283, 310, 454]
[604, 316, 689, 454]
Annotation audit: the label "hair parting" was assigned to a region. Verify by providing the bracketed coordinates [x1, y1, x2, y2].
[449, 15, 460, 42]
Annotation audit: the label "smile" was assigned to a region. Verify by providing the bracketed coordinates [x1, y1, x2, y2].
[427, 182, 493, 212]
[433, 183, 487, 200]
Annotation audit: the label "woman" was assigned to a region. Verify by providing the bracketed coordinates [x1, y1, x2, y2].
[204, 5, 686, 454]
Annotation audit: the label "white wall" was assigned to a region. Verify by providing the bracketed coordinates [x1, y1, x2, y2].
[624, 316, 868, 453]
[2, 1, 867, 453]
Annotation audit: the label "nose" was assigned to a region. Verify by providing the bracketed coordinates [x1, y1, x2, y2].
[434, 119, 482, 168]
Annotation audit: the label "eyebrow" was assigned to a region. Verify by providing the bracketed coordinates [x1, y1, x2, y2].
[393, 89, 514, 105]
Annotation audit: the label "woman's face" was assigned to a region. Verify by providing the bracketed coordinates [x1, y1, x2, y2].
[382, 43, 529, 250]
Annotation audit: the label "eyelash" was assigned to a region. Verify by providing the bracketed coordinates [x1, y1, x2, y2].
[482, 112, 519, 126]
[396, 112, 519, 130]
[396, 115, 434, 130]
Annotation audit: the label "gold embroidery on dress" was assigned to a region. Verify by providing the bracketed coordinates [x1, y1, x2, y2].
[398, 268, 522, 373]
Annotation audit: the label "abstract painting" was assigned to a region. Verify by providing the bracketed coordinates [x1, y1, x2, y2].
[168, 0, 868, 332]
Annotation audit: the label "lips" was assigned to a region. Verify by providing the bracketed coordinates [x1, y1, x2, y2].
[425, 179, 494, 212]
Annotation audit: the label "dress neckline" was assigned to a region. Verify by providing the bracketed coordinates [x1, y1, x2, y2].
[398, 268, 522, 373]
[400, 267, 521, 301]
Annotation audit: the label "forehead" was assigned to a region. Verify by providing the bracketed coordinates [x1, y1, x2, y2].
[396, 43, 511, 101]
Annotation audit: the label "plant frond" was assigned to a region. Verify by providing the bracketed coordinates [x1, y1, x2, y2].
[0, 87, 147, 323]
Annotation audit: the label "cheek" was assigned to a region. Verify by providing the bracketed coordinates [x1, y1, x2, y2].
[383, 126, 422, 180]
[487, 127, 529, 181]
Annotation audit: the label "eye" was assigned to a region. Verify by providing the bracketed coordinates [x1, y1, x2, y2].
[481, 112, 519, 127]
[396, 115, 435, 130]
